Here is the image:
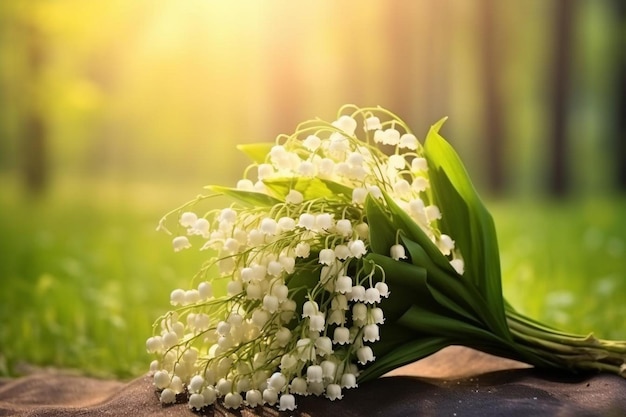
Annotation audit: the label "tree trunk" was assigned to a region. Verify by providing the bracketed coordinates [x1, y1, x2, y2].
[549, 0, 574, 196]
[480, 0, 506, 195]
[20, 20, 48, 197]
[613, 0, 626, 192]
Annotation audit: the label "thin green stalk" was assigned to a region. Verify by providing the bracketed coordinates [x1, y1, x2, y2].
[505, 309, 626, 377]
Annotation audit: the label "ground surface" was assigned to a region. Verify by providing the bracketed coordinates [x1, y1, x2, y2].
[1, 346, 624, 417]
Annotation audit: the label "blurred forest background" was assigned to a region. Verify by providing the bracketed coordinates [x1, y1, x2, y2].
[2, 0, 625, 197]
[0, 0, 625, 378]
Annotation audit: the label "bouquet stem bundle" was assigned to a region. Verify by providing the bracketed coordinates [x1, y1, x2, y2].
[148, 105, 625, 411]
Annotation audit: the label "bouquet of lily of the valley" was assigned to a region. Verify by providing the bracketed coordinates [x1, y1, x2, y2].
[147, 105, 626, 411]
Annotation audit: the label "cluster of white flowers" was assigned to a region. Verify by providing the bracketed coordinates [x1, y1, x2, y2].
[149, 105, 464, 411]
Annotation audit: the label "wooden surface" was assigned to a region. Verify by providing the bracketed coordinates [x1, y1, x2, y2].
[1, 346, 624, 416]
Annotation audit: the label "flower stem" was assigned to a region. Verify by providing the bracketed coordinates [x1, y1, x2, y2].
[505, 308, 626, 378]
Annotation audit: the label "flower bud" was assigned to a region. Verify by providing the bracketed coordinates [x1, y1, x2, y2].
[390, 244, 407, 260]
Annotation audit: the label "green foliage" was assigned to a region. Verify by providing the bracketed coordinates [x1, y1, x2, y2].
[424, 119, 506, 335]
[0, 181, 208, 378]
[206, 185, 282, 207]
[0, 178, 624, 378]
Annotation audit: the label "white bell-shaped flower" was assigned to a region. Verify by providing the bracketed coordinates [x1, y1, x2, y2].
[438, 234, 455, 256]
[390, 244, 407, 260]
[290, 377, 308, 395]
[336, 275, 352, 294]
[179, 211, 198, 228]
[357, 346, 376, 365]
[202, 386, 217, 405]
[352, 187, 368, 205]
[295, 242, 310, 258]
[363, 323, 380, 342]
[332, 115, 357, 136]
[159, 388, 176, 404]
[309, 312, 325, 332]
[306, 365, 323, 383]
[451, 258, 465, 275]
[333, 326, 350, 345]
[315, 336, 333, 356]
[335, 219, 353, 236]
[375, 282, 390, 298]
[399, 133, 418, 150]
[364, 287, 381, 304]
[153, 370, 170, 389]
[365, 116, 382, 131]
[262, 388, 278, 405]
[383, 128, 400, 145]
[341, 373, 358, 389]
[352, 302, 367, 322]
[188, 393, 205, 410]
[412, 157, 428, 172]
[245, 389, 263, 407]
[224, 392, 243, 409]
[286, 189, 304, 204]
[298, 213, 315, 230]
[303, 134, 321, 151]
[348, 240, 367, 258]
[172, 236, 191, 252]
[319, 248, 335, 265]
[279, 393, 297, 411]
[302, 300, 318, 318]
[267, 372, 287, 391]
[326, 383, 343, 401]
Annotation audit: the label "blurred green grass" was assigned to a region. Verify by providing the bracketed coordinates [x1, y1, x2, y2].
[0, 176, 210, 379]
[0, 177, 624, 379]
[492, 197, 626, 341]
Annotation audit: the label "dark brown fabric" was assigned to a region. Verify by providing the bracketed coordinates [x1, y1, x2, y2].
[1, 347, 624, 416]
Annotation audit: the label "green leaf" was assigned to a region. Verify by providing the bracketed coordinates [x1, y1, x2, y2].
[380, 192, 457, 274]
[365, 194, 496, 329]
[364, 196, 397, 256]
[284, 264, 320, 328]
[236, 143, 274, 164]
[368, 251, 484, 329]
[367, 322, 422, 360]
[398, 304, 511, 350]
[263, 177, 353, 202]
[205, 185, 282, 208]
[399, 238, 491, 328]
[364, 253, 425, 322]
[359, 334, 449, 382]
[317, 179, 354, 199]
[423, 120, 509, 337]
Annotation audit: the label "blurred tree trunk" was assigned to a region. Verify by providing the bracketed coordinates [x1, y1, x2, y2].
[264, 4, 305, 136]
[20, 20, 48, 197]
[386, 0, 417, 123]
[614, 0, 626, 192]
[549, 0, 574, 196]
[480, 0, 505, 195]
[422, 1, 450, 132]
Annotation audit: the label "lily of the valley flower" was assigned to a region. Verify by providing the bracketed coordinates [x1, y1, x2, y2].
[149, 105, 626, 412]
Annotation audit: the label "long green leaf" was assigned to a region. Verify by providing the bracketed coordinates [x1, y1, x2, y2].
[398, 304, 510, 349]
[364, 195, 397, 256]
[367, 252, 480, 327]
[263, 177, 353, 202]
[359, 335, 449, 382]
[365, 194, 494, 330]
[380, 192, 457, 274]
[236, 143, 274, 164]
[400, 238, 500, 332]
[423, 120, 508, 337]
[206, 185, 283, 208]
[364, 253, 427, 322]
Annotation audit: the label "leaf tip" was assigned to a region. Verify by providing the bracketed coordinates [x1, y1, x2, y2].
[430, 116, 449, 133]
